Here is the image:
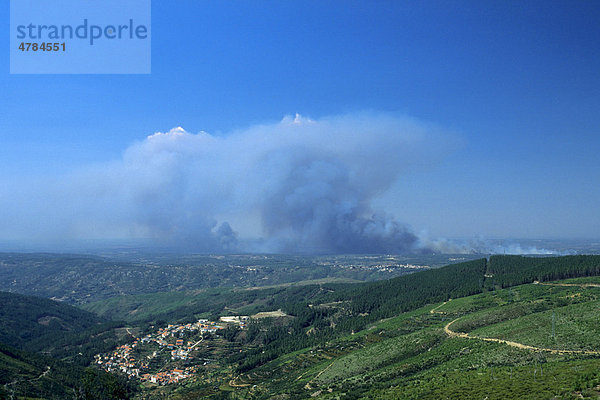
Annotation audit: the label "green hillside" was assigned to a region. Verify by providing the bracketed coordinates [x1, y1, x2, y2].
[486, 255, 600, 287]
[0, 291, 105, 348]
[0, 291, 126, 363]
[0, 291, 137, 399]
[140, 276, 600, 399]
[0, 342, 77, 399]
[83, 259, 488, 326]
[4, 254, 600, 399]
[0, 342, 137, 400]
[91, 255, 600, 399]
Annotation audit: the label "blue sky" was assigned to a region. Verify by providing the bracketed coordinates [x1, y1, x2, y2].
[1, 1, 599, 251]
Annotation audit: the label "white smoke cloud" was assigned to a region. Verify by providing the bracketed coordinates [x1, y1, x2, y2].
[1, 112, 461, 253]
[418, 235, 568, 255]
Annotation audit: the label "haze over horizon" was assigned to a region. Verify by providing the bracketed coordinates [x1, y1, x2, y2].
[1, 2, 599, 254]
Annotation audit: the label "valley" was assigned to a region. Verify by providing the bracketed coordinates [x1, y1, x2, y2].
[2, 254, 600, 399]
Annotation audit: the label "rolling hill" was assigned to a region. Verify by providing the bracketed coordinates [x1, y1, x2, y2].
[149, 274, 600, 399]
[0, 291, 136, 399]
[0, 291, 106, 350]
[91, 255, 600, 399]
[3, 254, 600, 399]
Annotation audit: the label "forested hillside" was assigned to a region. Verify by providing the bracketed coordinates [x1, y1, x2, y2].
[0, 291, 124, 364]
[487, 255, 600, 287]
[0, 291, 136, 399]
[217, 256, 600, 376]
[0, 253, 444, 303]
[0, 342, 136, 400]
[0, 291, 104, 349]
[339, 258, 488, 316]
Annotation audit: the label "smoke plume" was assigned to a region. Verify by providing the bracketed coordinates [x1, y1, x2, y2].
[2, 113, 457, 253]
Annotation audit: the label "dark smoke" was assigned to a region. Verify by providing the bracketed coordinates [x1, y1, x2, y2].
[259, 155, 418, 253]
[0, 113, 455, 254]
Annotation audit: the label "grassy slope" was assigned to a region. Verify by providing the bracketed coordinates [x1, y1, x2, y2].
[82, 290, 205, 322]
[200, 281, 600, 400]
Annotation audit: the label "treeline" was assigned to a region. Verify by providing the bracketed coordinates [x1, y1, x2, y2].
[229, 255, 600, 374]
[487, 255, 600, 287]
[338, 258, 487, 318]
[227, 310, 337, 373]
[229, 259, 488, 372]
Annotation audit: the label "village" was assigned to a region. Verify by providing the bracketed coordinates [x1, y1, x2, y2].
[94, 316, 249, 385]
[338, 262, 429, 273]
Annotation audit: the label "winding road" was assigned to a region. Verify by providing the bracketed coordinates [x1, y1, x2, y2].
[304, 361, 335, 390]
[437, 281, 600, 355]
[443, 317, 600, 355]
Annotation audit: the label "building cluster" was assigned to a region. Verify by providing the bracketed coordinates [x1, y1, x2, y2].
[95, 317, 248, 386]
[219, 315, 249, 329]
[95, 343, 147, 377]
[141, 367, 198, 385]
[339, 263, 428, 272]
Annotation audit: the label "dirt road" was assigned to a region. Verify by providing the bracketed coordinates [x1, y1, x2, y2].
[438, 282, 600, 355]
[534, 281, 600, 288]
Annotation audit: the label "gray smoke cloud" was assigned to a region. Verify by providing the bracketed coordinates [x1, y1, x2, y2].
[0, 113, 456, 253]
[0, 112, 569, 255]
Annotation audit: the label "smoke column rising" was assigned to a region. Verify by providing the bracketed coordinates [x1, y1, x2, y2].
[1, 113, 457, 253]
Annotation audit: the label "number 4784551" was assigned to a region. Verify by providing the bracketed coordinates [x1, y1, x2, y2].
[18, 42, 66, 51]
